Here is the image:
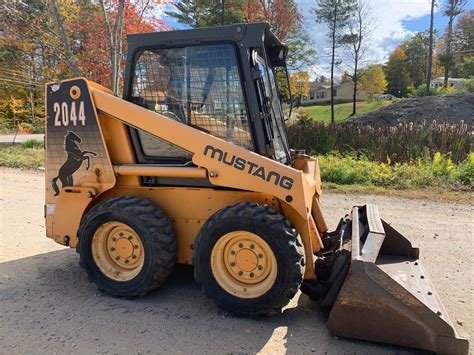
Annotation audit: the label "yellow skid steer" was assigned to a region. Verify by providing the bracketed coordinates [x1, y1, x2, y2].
[44, 23, 468, 353]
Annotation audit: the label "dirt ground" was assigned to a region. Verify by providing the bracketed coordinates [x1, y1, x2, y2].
[0, 167, 472, 354]
[350, 93, 474, 124]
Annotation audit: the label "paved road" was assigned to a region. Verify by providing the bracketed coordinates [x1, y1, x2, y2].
[0, 168, 472, 354]
[0, 133, 44, 143]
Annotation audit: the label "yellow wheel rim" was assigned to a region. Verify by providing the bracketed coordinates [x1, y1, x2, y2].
[211, 231, 277, 299]
[92, 221, 144, 282]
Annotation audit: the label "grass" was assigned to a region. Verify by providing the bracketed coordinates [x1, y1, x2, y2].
[0, 139, 44, 169]
[293, 100, 393, 123]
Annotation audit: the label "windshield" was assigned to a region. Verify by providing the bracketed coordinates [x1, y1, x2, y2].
[254, 53, 290, 164]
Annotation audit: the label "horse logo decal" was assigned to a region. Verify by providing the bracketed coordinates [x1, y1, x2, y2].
[51, 131, 97, 196]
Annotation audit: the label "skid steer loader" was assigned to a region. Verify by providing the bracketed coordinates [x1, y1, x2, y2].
[44, 23, 468, 353]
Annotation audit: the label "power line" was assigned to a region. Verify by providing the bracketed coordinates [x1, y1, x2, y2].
[0, 77, 43, 88]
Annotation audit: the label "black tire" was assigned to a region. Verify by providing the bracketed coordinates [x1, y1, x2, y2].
[193, 202, 305, 316]
[78, 196, 176, 297]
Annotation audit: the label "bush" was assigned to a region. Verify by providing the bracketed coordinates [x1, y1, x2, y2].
[407, 84, 437, 97]
[462, 76, 474, 93]
[319, 153, 473, 191]
[436, 86, 457, 95]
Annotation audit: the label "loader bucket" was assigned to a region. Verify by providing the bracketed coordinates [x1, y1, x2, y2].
[327, 204, 469, 354]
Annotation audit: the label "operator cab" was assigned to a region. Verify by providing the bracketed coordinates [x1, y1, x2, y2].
[123, 23, 291, 174]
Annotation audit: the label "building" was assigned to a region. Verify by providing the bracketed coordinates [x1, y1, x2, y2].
[301, 81, 368, 105]
[430, 77, 466, 93]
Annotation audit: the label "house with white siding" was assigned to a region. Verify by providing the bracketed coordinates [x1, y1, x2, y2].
[301, 81, 368, 105]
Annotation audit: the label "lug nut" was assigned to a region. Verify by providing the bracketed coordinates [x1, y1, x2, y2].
[238, 243, 243, 248]
[230, 250, 235, 255]
[110, 247, 115, 251]
[124, 259, 129, 264]
[250, 244, 255, 249]
[132, 255, 137, 259]
[112, 237, 116, 241]
[115, 256, 120, 261]
[258, 253, 263, 259]
[238, 271, 243, 276]
[249, 272, 254, 277]
[119, 233, 124, 237]
[230, 262, 236, 267]
[134, 245, 139, 249]
[258, 265, 263, 270]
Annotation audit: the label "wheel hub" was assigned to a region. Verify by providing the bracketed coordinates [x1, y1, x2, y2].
[211, 231, 277, 298]
[92, 221, 144, 281]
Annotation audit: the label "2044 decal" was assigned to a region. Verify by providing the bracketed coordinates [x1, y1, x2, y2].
[53, 101, 86, 127]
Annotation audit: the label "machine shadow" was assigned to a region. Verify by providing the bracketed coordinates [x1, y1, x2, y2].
[0, 249, 416, 354]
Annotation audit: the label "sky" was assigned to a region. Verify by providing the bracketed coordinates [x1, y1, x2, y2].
[159, 0, 474, 78]
[296, 0, 474, 78]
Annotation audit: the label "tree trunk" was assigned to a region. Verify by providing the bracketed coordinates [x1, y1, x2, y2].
[112, 0, 126, 95]
[99, 0, 126, 95]
[330, 3, 337, 124]
[426, 0, 435, 95]
[444, 16, 454, 87]
[50, 0, 80, 76]
[352, 59, 358, 115]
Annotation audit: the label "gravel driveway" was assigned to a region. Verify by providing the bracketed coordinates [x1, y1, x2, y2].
[0, 168, 472, 354]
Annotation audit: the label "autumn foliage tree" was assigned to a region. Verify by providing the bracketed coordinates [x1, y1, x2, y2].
[288, 71, 310, 106]
[386, 47, 410, 97]
[360, 64, 387, 99]
[0, 0, 163, 130]
[70, 1, 162, 90]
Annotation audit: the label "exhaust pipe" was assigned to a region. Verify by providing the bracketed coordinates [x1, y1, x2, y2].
[317, 204, 469, 353]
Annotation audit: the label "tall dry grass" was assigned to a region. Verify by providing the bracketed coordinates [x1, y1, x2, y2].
[287, 115, 472, 164]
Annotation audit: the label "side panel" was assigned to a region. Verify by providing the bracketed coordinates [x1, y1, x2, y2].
[45, 78, 115, 246]
[96, 187, 279, 264]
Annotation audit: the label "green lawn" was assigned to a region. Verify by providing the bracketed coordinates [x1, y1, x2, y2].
[293, 100, 393, 123]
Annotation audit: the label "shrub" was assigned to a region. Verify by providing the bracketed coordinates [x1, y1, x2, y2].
[319, 153, 473, 191]
[462, 76, 474, 93]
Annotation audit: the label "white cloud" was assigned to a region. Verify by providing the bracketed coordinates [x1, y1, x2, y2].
[296, 0, 434, 78]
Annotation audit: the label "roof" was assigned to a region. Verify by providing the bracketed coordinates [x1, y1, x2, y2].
[432, 77, 465, 82]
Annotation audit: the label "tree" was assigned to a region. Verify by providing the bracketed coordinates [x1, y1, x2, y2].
[49, 0, 81, 76]
[99, 0, 126, 95]
[360, 64, 387, 99]
[243, 0, 300, 40]
[313, 0, 355, 124]
[166, 0, 245, 28]
[341, 71, 352, 83]
[426, 0, 436, 95]
[386, 47, 410, 97]
[442, 0, 467, 87]
[70, 1, 158, 88]
[284, 22, 317, 71]
[288, 71, 310, 106]
[404, 32, 430, 87]
[452, 9, 474, 77]
[339, 0, 374, 115]
[167, 0, 314, 72]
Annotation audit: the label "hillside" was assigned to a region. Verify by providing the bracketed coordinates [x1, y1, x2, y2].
[350, 93, 474, 124]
